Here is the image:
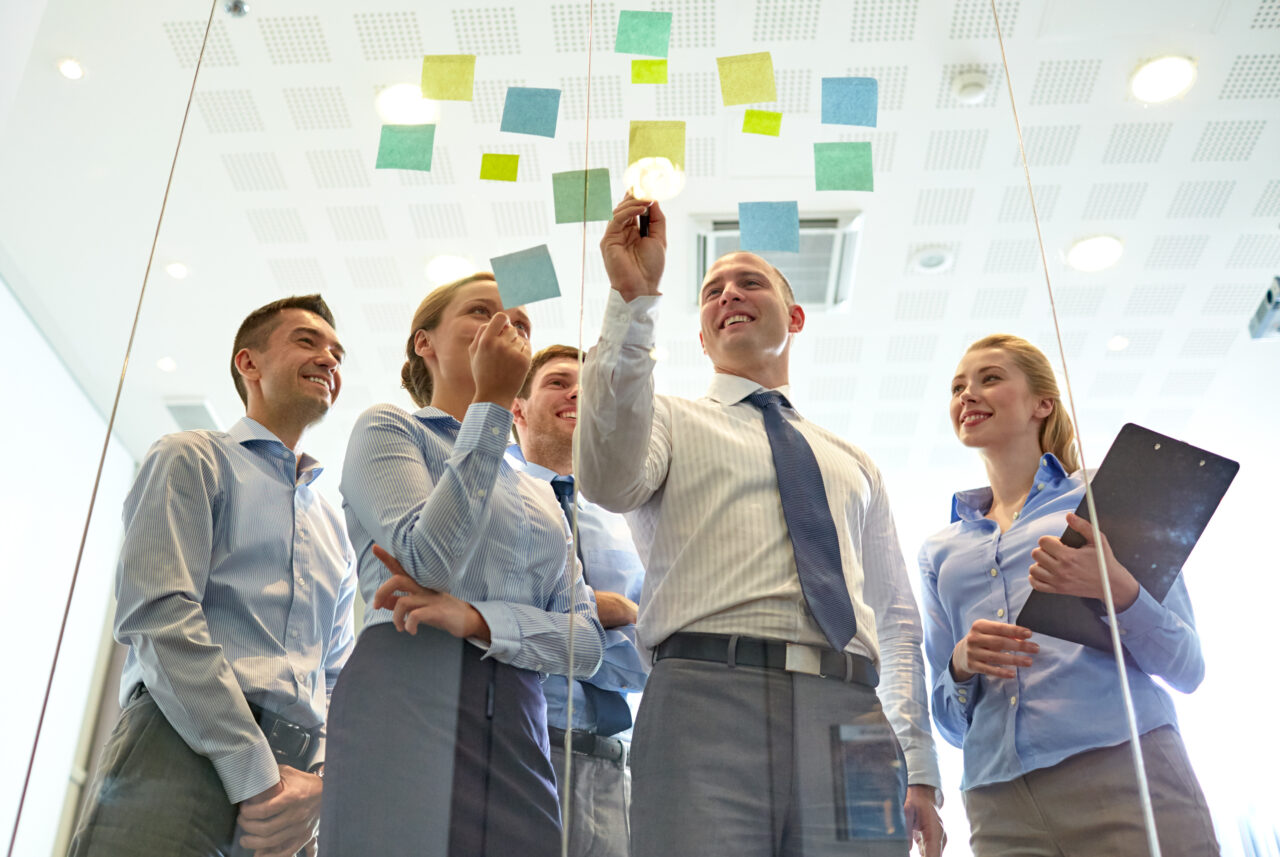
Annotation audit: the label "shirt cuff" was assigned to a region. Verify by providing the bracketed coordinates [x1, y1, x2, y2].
[903, 748, 943, 792]
[471, 600, 520, 663]
[309, 735, 326, 770]
[603, 289, 659, 347]
[212, 737, 280, 804]
[1110, 585, 1164, 638]
[456, 402, 515, 457]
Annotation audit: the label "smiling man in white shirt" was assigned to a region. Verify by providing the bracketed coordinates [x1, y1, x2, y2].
[577, 194, 946, 857]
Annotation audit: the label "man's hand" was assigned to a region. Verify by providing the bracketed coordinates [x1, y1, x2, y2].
[1029, 512, 1140, 609]
[237, 765, 321, 857]
[593, 590, 638, 629]
[600, 192, 666, 302]
[470, 311, 532, 412]
[903, 785, 946, 857]
[371, 545, 491, 642]
[951, 619, 1038, 682]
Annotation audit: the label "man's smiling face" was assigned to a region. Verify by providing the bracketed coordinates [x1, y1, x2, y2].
[698, 252, 803, 378]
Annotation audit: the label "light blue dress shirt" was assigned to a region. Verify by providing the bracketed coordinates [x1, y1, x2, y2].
[919, 453, 1205, 790]
[509, 450, 649, 735]
[114, 417, 358, 804]
[340, 402, 604, 677]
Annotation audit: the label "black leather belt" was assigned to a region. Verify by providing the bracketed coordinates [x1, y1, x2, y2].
[548, 725, 627, 764]
[654, 632, 879, 688]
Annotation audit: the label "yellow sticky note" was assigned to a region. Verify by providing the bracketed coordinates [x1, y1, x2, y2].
[632, 59, 668, 85]
[422, 54, 476, 101]
[628, 120, 686, 171]
[480, 153, 519, 182]
[716, 52, 776, 106]
[742, 109, 782, 136]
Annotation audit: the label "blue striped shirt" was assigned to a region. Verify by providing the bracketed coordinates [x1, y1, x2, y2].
[114, 417, 358, 803]
[340, 402, 604, 676]
[919, 453, 1204, 790]
[513, 454, 649, 734]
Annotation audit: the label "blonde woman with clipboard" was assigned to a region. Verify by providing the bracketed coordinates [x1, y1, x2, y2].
[918, 334, 1218, 856]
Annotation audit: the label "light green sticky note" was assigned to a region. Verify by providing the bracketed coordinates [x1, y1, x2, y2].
[552, 168, 613, 223]
[375, 124, 436, 170]
[742, 109, 782, 136]
[615, 10, 673, 57]
[628, 120, 686, 171]
[480, 153, 519, 182]
[421, 54, 476, 101]
[814, 142, 873, 191]
[632, 59, 668, 84]
[716, 52, 776, 106]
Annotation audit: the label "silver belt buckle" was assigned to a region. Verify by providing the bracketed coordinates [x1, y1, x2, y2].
[784, 643, 822, 676]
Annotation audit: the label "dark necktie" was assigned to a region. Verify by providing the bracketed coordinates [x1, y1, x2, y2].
[550, 476, 634, 736]
[745, 390, 857, 652]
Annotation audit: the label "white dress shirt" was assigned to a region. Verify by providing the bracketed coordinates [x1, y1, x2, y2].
[578, 289, 941, 788]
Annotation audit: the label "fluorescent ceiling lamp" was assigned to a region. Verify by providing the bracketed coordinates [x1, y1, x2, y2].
[1107, 335, 1131, 352]
[623, 156, 686, 202]
[425, 255, 476, 286]
[57, 58, 84, 80]
[1065, 235, 1123, 272]
[165, 262, 188, 280]
[376, 83, 440, 125]
[1129, 56, 1196, 103]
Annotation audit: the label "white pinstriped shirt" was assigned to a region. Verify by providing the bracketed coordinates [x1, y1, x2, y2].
[114, 417, 358, 804]
[340, 402, 604, 677]
[578, 290, 941, 788]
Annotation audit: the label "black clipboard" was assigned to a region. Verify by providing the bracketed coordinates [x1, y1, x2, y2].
[1016, 423, 1238, 652]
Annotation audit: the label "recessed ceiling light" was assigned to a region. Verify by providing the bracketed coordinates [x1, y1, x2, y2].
[1107, 335, 1130, 352]
[375, 83, 440, 125]
[1129, 56, 1196, 104]
[908, 246, 955, 275]
[623, 156, 686, 202]
[951, 70, 990, 105]
[156, 356, 178, 373]
[165, 262, 188, 280]
[57, 58, 84, 80]
[1064, 235, 1123, 273]
[424, 255, 476, 286]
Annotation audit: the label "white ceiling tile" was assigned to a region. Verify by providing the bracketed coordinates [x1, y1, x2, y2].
[563, 139, 628, 177]
[452, 7, 522, 55]
[1052, 286, 1105, 317]
[345, 257, 403, 291]
[1201, 283, 1262, 315]
[258, 16, 332, 65]
[1252, 179, 1280, 216]
[1123, 284, 1185, 316]
[409, 203, 468, 240]
[352, 11, 423, 62]
[1028, 59, 1101, 106]
[283, 86, 351, 131]
[1081, 181, 1147, 220]
[652, 0, 717, 49]
[1144, 234, 1209, 270]
[1218, 53, 1280, 99]
[814, 335, 862, 363]
[913, 188, 975, 226]
[743, 69, 814, 114]
[163, 19, 237, 68]
[491, 201, 552, 237]
[472, 79, 526, 124]
[327, 206, 388, 242]
[1100, 122, 1172, 165]
[849, 1, 918, 41]
[362, 301, 417, 334]
[836, 130, 897, 171]
[998, 184, 1060, 222]
[687, 137, 717, 178]
[1191, 119, 1266, 162]
[1251, 0, 1280, 28]
[878, 373, 929, 400]
[267, 258, 326, 293]
[560, 75, 625, 121]
[949, 0, 1019, 39]
[484, 143, 544, 181]
[1104, 329, 1162, 358]
[936, 63, 1003, 109]
[983, 238, 1039, 274]
[971, 287, 1028, 320]
[872, 410, 920, 436]
[1225, 233, 1280, 268]
[656, 72, 719, 118]
[894, 290, 949, 320]
[1089, 371, 1142, 398]
[549, 3, 618, 52]
[195, 90, 265, 134]
[398, 147, 456, 185]
[1143, 408, 1194, 435]
[246, 208, 308, 244]
[885, 334, 937, 362]
[1015, 125, 1080, 167]
[307, 149, 371, 190]
[845, 65, 909, 110]
[925, 129, 987, 170]
[1159, 370, 1216, 397]
[753, 0, 821, 41]
[221, 152, 287, 191]
[1178, 328, 1240, 358]
[1166, 180, 1234, 218]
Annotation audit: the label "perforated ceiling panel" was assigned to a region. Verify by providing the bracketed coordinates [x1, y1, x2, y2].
[1252, 0, 1280, 27]
[983, 238, 1039, 274]
[752, 0, 820, 41]
[936, 63, 1003, 108]
[686, 137, 717, 178]
[651, 0, 718, 49]
[163, 20, 238, 68]
[399, 147, 456, 185]
[307, 150, 372, 190]
[925, 129, 987, 170]
[1028, 59, 1101, 106]
[485, 143, 544, 181]
[549, 2, 618, 53]
[846, 65, 908, 110]
[1191, 119, 1266, 161]
[1100, 122, 1171, 164]
[471, 79, 525, 123]
[1015, 125, 1079, 167]
[1203, 283, 1264, 314]
[1218, 53, 1280, 99]
[221, 152, 287, 191]
[283, 87, 351, 131]
[886, 334, 938, 362]
[452, 7, 522, 55]
[1124, 284, 1185, 316]
[1166, 180, 1234, 218]
[814, 335, 862, 364]
[949, 0, 1019, 39]
[565, 139, 628, 178]
[1081, 182, 1147, 220]
[258, 16, 332, 65]
[656, 72, 719, 118]
[195, 90, 265, 134]
[1225, 234, 1280, 268]
[998, 184, 1059, 222]
[1053, 286, 1105, 317]
[836, 130, 897, 171]
[1144, 234, 1210, 270]
[352, 11, 422, 62]
[345, 256, 403, 291]
[849, 0, 917, 41]
[492, 200, 551, 237]
[327, 206, 388, 242]
[1253, 179, 1280, 216]
[894, 290, 950, 319]
[268, 258, 327, 293]
[1179, 329, 1240, 358]
[559, 75, 624, 121]
[913, 188, 975, 226]
[971, 287, 1027, 319]
[409, 203, 469, 240]
[246, 208, 308, 244]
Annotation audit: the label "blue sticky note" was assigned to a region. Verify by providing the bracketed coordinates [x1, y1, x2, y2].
[822, 77, 878, 127]
[490, 244, 561, 307]
[738, 202, 800, 253]
[499, 87, 561, 138]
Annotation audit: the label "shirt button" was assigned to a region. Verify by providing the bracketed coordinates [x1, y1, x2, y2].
[490, 427, 501, 436]
[990, 568, 998, 577]
[997, 608, 1006, 618]
[290, 629, 299, 639]
[1010, 695, 1017, 706]
[1012, 512, 1020, 520]
[478, 489, 487, 498]
[1036, 482, 1045, 490]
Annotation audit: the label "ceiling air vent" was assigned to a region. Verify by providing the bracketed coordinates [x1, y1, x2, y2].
[694, 212, 863, 308]
[165, 397, 223, 432]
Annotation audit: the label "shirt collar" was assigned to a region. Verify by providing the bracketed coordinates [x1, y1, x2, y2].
[505, 443, 567, 484]
[413, 405, 461, 426]
[705, 373, 796, 411]
[226, 416, 323, 485]
[950, 453, 1070, 523]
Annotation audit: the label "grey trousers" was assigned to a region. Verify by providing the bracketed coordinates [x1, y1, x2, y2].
[67, 691, 238, 857]
[550, 742, 631, 857]
[629, 657, 909, 857]
[963, 725, 1220, 857]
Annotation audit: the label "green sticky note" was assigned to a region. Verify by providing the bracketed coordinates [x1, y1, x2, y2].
[628, 120, 686, 171]
[632, 59, 668, 84]
[742, 109, 782, 136]
[552, 168, 613, 223]
[375, 124, 436, 171]
[491, 244, 561, 307]
[480, 153, 519, 182]
[421, 54, 476, 101]
[814, 142, 873, 191]
[615, 10, 672, 57]
[716, 52, 776, 106]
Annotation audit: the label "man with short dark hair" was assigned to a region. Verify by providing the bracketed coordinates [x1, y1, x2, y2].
[578, 196, 947, 857]
[510, 344, 647, 857]
[70, 294, 357, 857]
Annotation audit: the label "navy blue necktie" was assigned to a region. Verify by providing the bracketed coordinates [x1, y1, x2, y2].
[746, 390, 857, 652]
[551, 476, 633, 737]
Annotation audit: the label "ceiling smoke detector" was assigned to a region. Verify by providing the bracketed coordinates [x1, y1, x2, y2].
[951, 70, 990, 105]
[909, 246, 955, 274]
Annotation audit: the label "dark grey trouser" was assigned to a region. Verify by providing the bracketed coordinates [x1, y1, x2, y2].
[67, 690, 238, 856]
[629, 657, 909, 857]
[550, 741, 631, 857]
[319, 622, 561, 857]
[963, 725, 1220, 857]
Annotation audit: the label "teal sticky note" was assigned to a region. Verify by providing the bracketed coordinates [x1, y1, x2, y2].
[491, 244, 561, 307]
[814, 142, 873, 191]
[375, 124, 435, 171]
[822, 77, 878, 127]
[738, 202, 799, 253]
[500, 87, 561, 138]
[552, 168, 613, 223]
[615, 10, 673, 57]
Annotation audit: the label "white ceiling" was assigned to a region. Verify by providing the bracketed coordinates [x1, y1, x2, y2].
[2, 0, 1278, 531]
